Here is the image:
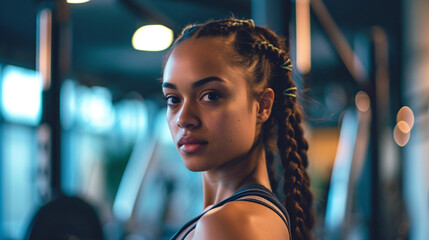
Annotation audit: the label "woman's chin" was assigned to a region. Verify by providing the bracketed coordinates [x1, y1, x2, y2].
[183, 164, 206, 172]
[182, 159, 210, 172]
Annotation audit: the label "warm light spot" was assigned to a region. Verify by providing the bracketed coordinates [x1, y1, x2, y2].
[355, 91, 370, 112]
[393, 124, 410, 147]
[296, 0, 311, 74]
[132, 25, 173, 51]
[67, 0, 90, 3]
[397, 106, 414, 129]
[37, 8, 52, 90]
[397, 121, 411, 133]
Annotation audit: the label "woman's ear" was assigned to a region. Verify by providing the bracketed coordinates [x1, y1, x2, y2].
[257, 88, 274, 123]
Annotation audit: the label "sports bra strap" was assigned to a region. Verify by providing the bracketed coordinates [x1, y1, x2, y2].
[170, 184, 292, 240]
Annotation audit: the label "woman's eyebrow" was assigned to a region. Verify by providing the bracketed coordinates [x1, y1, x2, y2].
[192, 76, 225, 88]
[162, 82, 176, 89]
[162, 76, 225, 89]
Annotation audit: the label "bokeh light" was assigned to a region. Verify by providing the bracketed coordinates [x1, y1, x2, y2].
[393, 123, 410, 147]
[132, 25, 173, 51]
[355, 91, 370, 112]
[1, 65, 42, 126]
[67, 0, 90, 4]
[396, 106, 414, 129]
[397, 120, 411, 133]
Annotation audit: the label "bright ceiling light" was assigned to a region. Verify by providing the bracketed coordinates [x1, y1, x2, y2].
[67, 0, 90, 4]
[132, 25, 173, 51]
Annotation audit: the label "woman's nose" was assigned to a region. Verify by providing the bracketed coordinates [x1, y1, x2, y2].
[176, 103, 200, 129]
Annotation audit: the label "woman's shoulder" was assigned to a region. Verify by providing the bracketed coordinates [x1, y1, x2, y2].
[193, 200, 290, 240]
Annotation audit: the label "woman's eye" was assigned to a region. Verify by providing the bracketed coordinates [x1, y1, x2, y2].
[201, 92, 221, 102]
[165, 96, 181, 106]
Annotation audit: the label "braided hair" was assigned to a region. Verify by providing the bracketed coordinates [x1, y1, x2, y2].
[167, 18, 315, 240]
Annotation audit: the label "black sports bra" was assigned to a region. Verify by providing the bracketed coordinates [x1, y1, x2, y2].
[170, 184, 292, 240]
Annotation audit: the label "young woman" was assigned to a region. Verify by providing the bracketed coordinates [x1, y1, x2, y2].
[162, 18, 315, 240]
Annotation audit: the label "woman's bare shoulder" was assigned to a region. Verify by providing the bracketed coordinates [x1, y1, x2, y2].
[193, 201, 289, 240]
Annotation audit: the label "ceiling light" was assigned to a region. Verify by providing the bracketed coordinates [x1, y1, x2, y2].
[67, 0, 90, 4]
[132, 25, 173, 51]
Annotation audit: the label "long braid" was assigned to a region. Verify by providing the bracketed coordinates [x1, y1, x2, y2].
[279, 98, 315, 240]
[168, 18, 315, 239]
[249, 27, 315, 239]
[291, 105, 315, 231]
[251, 29, 315, 239]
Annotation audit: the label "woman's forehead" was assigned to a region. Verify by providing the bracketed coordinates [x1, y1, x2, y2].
[171, 37, 229, 60]
[163, 38, 242, 84]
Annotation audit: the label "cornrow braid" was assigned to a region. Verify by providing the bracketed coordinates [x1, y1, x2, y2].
[253, 41, 285, 61]
[230, 19, 255, 28]
[251, 40, 294, 73]
[166, 18, 315, 240]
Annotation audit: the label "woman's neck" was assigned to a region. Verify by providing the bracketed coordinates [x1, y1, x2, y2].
[201, 143, 272, 209]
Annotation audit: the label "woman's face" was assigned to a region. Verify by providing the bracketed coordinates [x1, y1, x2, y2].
[162, 37, 260, 172]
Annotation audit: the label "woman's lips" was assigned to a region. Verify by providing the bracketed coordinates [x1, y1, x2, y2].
[180, 143, 207, 153]
[178, 136, 208, 153]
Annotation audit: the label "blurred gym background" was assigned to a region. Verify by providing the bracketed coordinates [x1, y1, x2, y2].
[0, 0, 428, 239]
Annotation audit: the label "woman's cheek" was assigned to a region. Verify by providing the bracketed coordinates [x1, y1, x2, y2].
[167, 114, 178, 137]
